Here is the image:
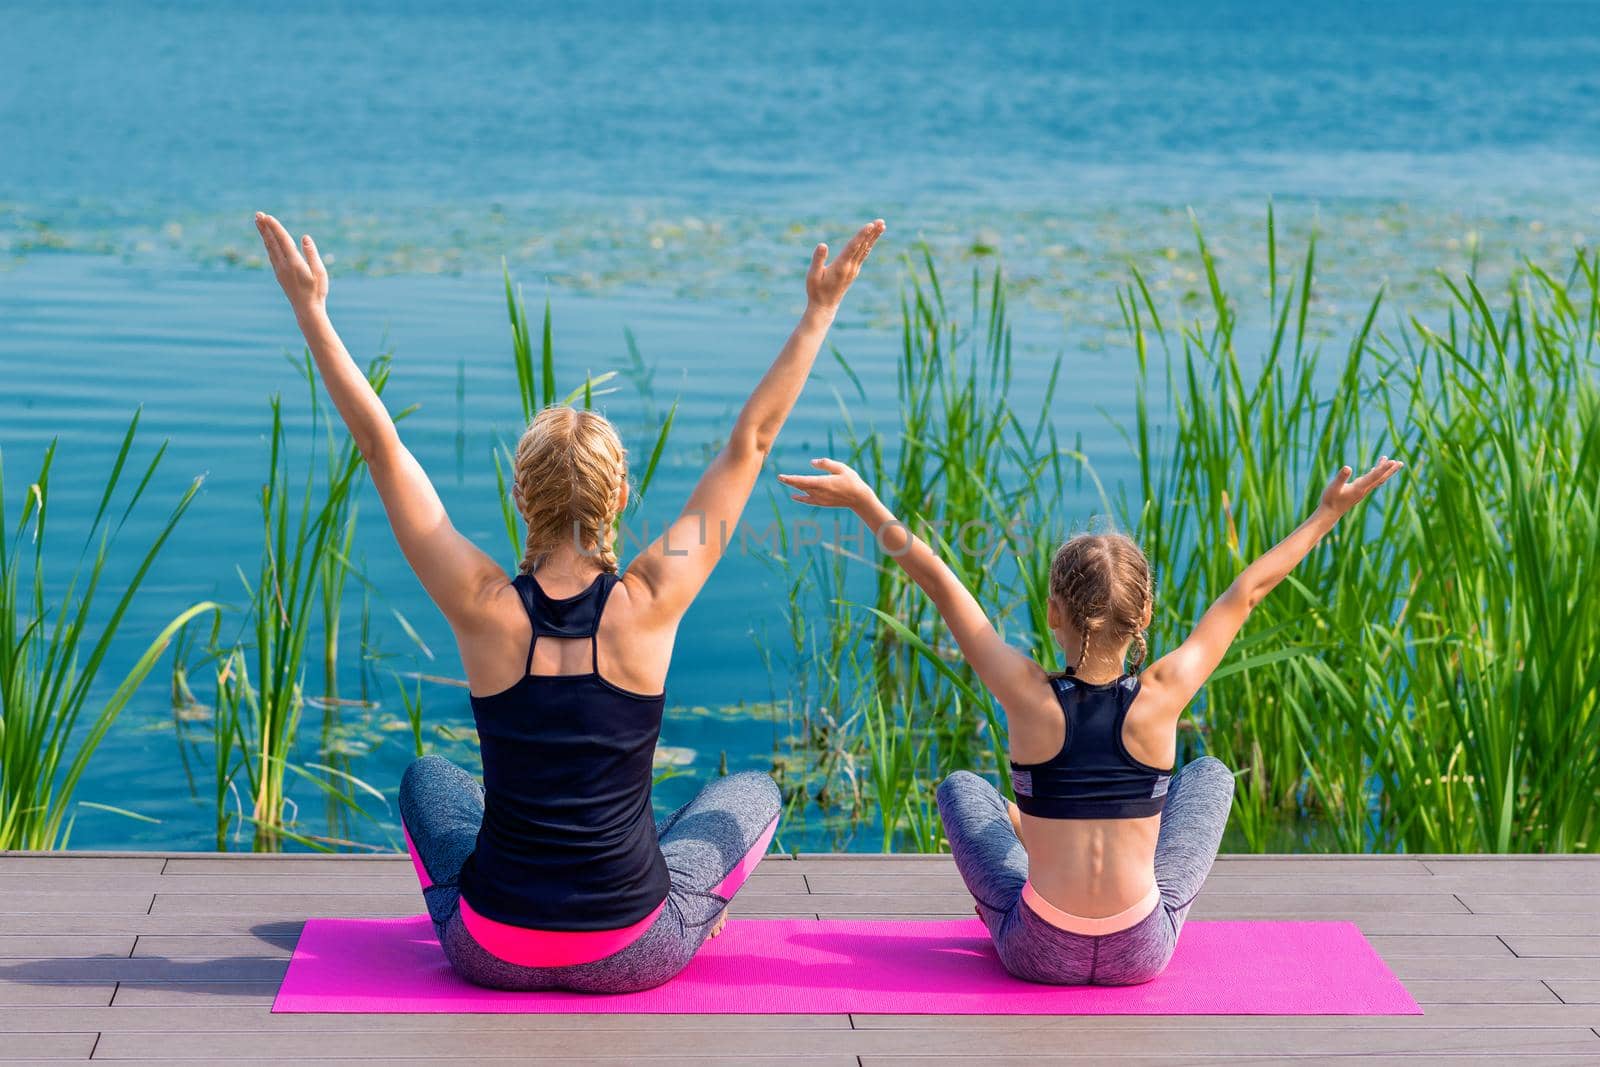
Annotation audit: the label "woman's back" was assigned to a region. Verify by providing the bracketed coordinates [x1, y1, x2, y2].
[458, 571, 670, 931]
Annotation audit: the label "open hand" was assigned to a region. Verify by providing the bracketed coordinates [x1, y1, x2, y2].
[778, 458, 876, 510]
[255, 212, 329, 315]
[1319, 456, 1404, 516]
[806, 220, 886, 311]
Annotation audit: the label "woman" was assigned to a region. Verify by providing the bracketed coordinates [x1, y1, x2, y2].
[255, 211, 885, 992]
[778, 454, 1401, 984]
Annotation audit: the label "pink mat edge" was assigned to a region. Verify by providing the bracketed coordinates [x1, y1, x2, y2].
[272, 916, 1422, 1017]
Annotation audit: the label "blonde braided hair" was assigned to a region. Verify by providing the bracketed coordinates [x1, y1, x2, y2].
[513, 406, 628, 575]
[1048, 532, 1153, 675]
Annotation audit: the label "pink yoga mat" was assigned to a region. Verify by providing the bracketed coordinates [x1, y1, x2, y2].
[274, 917, 1419, 1015]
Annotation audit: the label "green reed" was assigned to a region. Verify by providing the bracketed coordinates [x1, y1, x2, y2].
[778, 219, 1600, 854]
[0, 414, 214, 849]
[220, 356, 393, 851]
[1361, 260, 1600, 852]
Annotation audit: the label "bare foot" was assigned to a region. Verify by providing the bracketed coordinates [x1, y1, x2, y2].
[708, 908, 729, 939]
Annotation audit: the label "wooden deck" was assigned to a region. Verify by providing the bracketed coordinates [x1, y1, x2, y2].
[1, 852, 1598, 1064]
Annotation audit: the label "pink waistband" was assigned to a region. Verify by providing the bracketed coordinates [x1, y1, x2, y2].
[406, 814, 781, 969]
[459, 895, 667, 968]
[1020, 880, 1161, 935]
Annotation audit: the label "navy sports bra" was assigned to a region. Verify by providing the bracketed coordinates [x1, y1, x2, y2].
[457, 571, 671, 931]
[1008, 673, 1173, 819]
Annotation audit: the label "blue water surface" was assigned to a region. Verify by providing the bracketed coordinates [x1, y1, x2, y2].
[1, 0, 1597, 850]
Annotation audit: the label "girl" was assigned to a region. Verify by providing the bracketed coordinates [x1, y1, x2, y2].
[778, 454, 1401, 985]
[255, 212, 885, 992]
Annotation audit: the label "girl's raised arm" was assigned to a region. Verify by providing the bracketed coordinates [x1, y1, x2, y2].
[1140, 458, 1404, 719]
[255, 212, 507, 628]
[625, 220, 886, 621]
[777, 459, 1049, 724]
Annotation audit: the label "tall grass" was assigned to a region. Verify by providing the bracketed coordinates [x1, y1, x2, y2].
[1122, 214, 1399, 848]
[220, 356, 393, 851]
[1361, 260, 1600, 851]
[779, 222, 1600, 854]
[0, 414, 214, 848]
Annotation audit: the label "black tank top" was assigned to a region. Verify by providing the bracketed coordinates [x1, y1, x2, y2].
[1008, 673, 1173, 819]
[456, 571, 671, 931]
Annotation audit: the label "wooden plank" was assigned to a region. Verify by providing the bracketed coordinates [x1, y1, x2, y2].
[805, 871, 1600, 896]
[0, 935, 134, 958]
[1407, 979, 1563, 1004]
[1460, 895, 1599, 915]
[0, 915, 306, 937]
[1202, 873, 1600, 894]
[0, 1033, 97, 1059]
[161, 857, 412, 875]
[148, 893, 418, 917]
[1506, 937, 1600, 958]
[1363, 935, 1514, 958]
[1351, 915, 1600, 937]
[0, 982, 115, 1006]
[0, 873, 807, 897]
[112, 981, 282, 1006]
[804, 873, 967, 894]
[1424, 859, 1600, 875]
[1187, 894, 1468, 917]
[0, 856, 164, 874]
[1546, 981, 1600, 1004]
[92, 1030, 862, 1059]
[1390, 957, 1600, 980]
[1201, 857, 1436, 875]
[0, 874, 418, 894]
[1, 892, 152, 915]
[88, 1026, 1600, 1059]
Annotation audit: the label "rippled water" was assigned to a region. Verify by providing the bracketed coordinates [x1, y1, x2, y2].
[2, 0, 1598, 850]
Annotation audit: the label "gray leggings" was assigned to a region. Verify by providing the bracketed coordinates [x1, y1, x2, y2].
[397, 755, 782, 993]
[937, 756, 1234, 986]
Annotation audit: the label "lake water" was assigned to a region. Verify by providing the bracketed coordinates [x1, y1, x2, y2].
[2, 0, 1598, 850]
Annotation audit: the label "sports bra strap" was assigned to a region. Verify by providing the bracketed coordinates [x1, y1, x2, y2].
[590, 575, 616, 674]
[514, 572, 619, 677]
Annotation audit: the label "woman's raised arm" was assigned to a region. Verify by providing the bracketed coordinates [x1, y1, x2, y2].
[625, 220, 886, 620]
[254, 212, 507, 628]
